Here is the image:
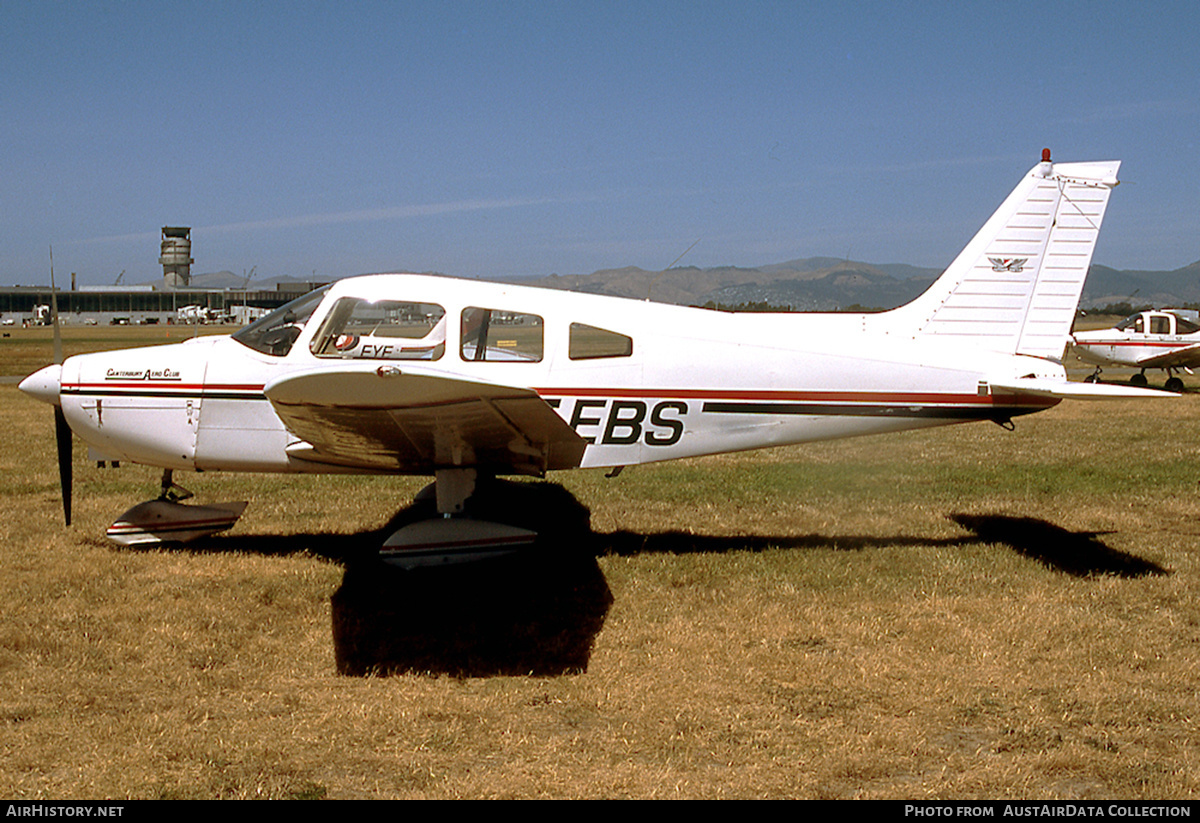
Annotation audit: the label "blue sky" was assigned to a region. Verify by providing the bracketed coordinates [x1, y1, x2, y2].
[3, 0, 1198, 287]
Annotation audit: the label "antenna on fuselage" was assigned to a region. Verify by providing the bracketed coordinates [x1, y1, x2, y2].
[646, 237, 701, 302]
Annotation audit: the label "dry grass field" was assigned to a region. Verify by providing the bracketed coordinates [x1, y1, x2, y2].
[1, 326, 1198, 799]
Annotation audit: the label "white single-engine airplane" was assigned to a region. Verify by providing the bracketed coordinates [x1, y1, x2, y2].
[20, 151, 1167, 565]
[1072, 308, 1200, 391]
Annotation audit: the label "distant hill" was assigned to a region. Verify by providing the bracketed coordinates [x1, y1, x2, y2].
[1080, 260, 1200, 308]
[530, 258, 941, 310]
[528, 257, 1200, 311]
[185, 270, 247, 289]
[160, 257, 1200, 312]
[145, 271, 337, 290]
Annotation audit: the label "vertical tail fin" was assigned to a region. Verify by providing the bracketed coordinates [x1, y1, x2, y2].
[885, 152, 1120, 360]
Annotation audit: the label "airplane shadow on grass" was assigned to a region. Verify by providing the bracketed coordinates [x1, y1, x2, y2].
[602, 514, 1168, 578]
[190, 480, 614, 678]
[948, 514, 1168, 579]
[155, 483, 1165, 677]
[184, 523, 612, 678]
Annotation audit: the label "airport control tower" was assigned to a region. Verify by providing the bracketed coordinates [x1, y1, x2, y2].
[159, 226, 193, 288]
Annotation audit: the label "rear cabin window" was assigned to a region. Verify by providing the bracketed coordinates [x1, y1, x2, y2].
[1177, 316, 1200, 334]
[569, 323, 633, 360]
[460, 307, 543, 362]
[309, 298, 446, 360]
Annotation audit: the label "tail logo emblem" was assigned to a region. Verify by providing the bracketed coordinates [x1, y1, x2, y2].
[989, 257, 1027, 273]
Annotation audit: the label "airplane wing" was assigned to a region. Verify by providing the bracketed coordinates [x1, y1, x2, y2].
[264, 364, 587, 475]
[987, 377, 1173, 400]
[1134, 343, 1200, 369]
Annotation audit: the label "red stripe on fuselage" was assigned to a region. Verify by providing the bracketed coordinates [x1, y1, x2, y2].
[535, 387, 1043, 406]
[63, 382, 265, 393]
[1077, 340, 1191, 349]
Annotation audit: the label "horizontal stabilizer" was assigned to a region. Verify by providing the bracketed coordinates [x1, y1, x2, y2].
[988, 378, 1173, 400]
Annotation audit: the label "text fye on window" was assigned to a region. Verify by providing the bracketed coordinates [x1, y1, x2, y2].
[310, 299, 447, 360]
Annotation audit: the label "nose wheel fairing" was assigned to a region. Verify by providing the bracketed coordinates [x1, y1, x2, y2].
[380, 518, 537, 569]
[105, 469, 247, 547]
[106, 499, 248, 546]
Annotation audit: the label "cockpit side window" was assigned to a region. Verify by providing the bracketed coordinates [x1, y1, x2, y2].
[309, 298, 446, 360]
[1151, 315, 1171, 335]
[460, 307, 543, 362]
[231, 286, 330, 357]
[569, 323, 633, 359]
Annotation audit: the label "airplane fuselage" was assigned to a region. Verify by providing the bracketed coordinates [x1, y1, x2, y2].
[53, 273, 1063, 477]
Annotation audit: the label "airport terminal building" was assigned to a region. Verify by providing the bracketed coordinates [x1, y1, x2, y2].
[2, 227, 328, 326]
[0, 281, 325, 327]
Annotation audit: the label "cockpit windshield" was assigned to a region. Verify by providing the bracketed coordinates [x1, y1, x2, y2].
[1115, 314, 1144, 333]
[231, 286, 331, 356]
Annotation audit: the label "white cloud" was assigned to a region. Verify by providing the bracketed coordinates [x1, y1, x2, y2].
[76, 195, 576, 245]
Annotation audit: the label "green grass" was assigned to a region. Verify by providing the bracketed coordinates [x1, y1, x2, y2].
[0, 325, 228, 377]
[2, 334, 1200, 798]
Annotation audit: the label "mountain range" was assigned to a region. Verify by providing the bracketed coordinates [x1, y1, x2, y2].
[527, 258, 1200, 311]
[183, 257, 1200, 312]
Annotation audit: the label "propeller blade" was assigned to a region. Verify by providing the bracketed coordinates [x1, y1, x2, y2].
[54, 405, 72, 526]
[49, 246, 71, 525]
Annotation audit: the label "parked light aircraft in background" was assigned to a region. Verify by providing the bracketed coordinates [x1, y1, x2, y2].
[1072, 309, 1200, 391]
[20, 151, 1167, 565]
